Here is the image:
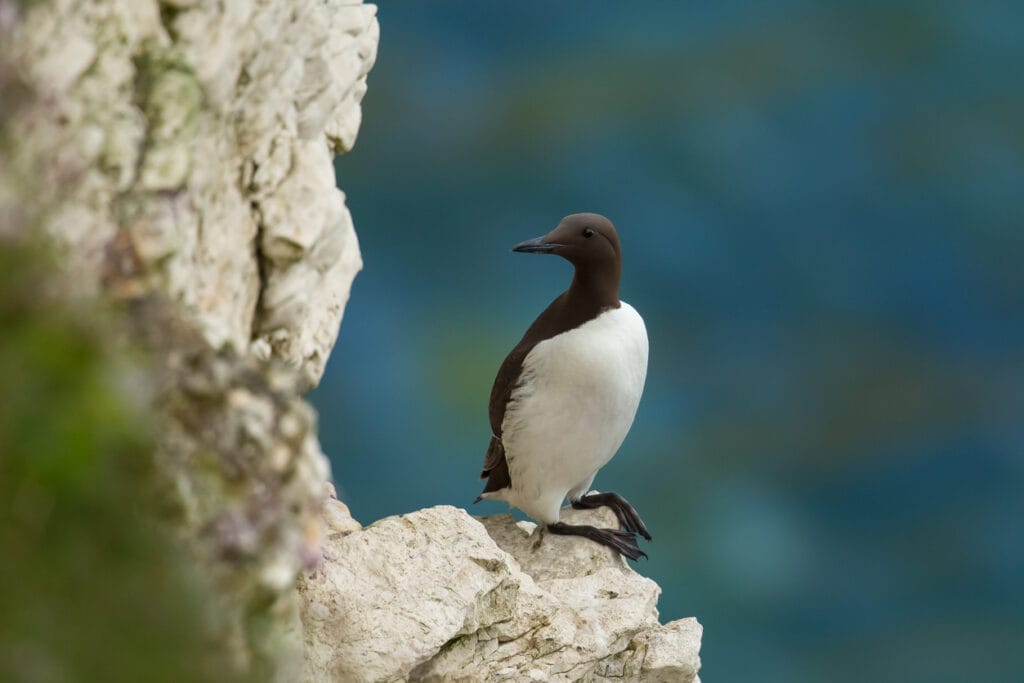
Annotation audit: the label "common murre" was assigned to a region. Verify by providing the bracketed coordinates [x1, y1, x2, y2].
[474, 213, 651, 561]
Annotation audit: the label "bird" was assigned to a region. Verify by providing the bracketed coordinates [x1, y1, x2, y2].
[474, 213, 651, 561]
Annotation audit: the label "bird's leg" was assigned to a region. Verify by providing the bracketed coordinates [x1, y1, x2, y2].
[571, 492, 652, 541]
[530, 524, 546, 550]
[547, 522, 646, 561]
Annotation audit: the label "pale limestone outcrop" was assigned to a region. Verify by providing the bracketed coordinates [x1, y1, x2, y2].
[7, 0, 377, 385]
[2, 0, 378, 678]
[301, 505, 702, 682]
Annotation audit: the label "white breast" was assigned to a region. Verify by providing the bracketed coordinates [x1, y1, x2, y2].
[497, 302, 648, 524]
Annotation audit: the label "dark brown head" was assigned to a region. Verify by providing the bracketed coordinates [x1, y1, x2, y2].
[513, 213, 622, 307]
[513, 213, 621, 266]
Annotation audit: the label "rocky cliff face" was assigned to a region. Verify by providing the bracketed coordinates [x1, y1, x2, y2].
[4, 0, 377, 677]
[2, 1, 701, 680]
[8, 0, 375, 384]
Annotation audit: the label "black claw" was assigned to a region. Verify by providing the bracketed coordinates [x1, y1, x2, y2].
[571, 492, 652, 542]
[547, 522, 647, 562]
[603, 528, 647, 561]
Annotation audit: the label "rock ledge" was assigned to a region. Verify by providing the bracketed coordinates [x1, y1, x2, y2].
[301, 503, 702, 682]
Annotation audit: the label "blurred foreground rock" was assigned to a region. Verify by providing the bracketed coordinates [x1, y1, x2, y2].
[2, 0, 378, 678]
[301, 505, 702, 682]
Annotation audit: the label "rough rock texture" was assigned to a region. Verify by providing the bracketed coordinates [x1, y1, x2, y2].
[6, 0, 377, 384]
[3, 1, 703, 680]
[2, 0, 378, 678]
[301, 505, 702, 682]
[129, 298, 335, 677]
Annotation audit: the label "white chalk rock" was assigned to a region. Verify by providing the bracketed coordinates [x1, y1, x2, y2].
[300, 505, 702, 682]
[7, 0, 378, 385]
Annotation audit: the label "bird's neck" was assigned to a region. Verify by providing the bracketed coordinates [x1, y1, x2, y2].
[567, 262, 621, 312]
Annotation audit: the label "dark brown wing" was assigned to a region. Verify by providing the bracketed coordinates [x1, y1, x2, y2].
[479, 437, 511, 494]
[476, 282, 612, 498]
[478, 344, 531, 495]
[485, 346, 530, 456]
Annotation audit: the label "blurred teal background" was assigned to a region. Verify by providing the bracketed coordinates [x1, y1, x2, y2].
[312, 2, 1023, 681]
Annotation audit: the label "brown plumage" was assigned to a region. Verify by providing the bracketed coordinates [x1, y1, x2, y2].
[478, 213, 622, 498]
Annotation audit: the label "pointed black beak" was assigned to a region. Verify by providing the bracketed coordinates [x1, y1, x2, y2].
[512, 235, 561, 254]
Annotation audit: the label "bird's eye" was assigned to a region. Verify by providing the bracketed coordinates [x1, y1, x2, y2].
[582, 227, 595, 238]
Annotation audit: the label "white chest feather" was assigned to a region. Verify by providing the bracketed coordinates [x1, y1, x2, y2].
[498, 302, 648, 523]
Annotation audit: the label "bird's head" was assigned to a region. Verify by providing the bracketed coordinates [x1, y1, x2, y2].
[512, 213, 621, 269]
